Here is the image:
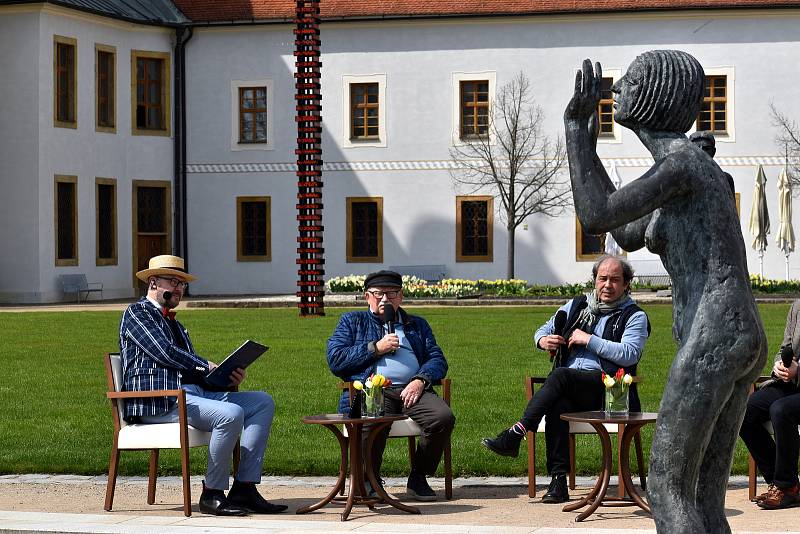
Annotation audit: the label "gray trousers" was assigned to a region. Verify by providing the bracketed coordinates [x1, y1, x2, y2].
[367, 386, 455, 476]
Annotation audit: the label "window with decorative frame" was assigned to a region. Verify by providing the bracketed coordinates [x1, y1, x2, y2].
[342, 74, 386, 148]
[575, 219, 606, 261]
[54, 35, 77, 128]
[698, 75, 727, 134]
[350, 82, 379, 140]
[460, 80, 489, 139]
[95, 44, 116, 132]
[456, 196, 493, 262]
[236, 197, 271, 261]
[346, 197, 382, 263]
[96, 178, 117, 265]
[55, 175, 78, 266]
[238, 86, 267, 143]
[131, 50, 170, 135]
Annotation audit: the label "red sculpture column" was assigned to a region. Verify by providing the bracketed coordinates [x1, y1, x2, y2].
[294, 0, 324, 316]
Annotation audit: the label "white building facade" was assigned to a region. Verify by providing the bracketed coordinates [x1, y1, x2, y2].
[2, 1, 800, 302]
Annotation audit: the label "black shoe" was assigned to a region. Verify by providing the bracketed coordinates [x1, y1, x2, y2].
[227, 479, 288, 514]
[198, 481, 248, 516]
[541, 474, 569, 504]
[406, 471, 437, 502]
[481, 428, 523, 458]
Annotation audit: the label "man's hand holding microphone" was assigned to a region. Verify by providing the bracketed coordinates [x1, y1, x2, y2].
[774, 345, 799, 382]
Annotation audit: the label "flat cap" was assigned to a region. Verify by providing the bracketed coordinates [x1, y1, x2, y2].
[364, 270, 403, 289]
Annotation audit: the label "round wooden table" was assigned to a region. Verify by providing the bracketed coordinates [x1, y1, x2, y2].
[560, 411, 658, 522]
[296, 413, 421, 521]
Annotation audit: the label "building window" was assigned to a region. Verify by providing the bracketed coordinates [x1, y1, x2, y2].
[96, 178, 117, 265]
[576, 219, 605, 261]
[54, 36, 77, 128]
[698, 75, 727, 134]
[350, 83, 379, 139]
[131, 50, 170, 135]
[346, 197, 383, 262]
[96, 45, 116, 132]
[237, 197, 271, 261]
[239, 87, 267, 143]
[231, 79, 274, 151]
[597, 77, 614, 137]
[460, 80, 489, 139]
[456, 196, 493, 262]
[55, 175, 78, 266]
[342, 74, 386, 148]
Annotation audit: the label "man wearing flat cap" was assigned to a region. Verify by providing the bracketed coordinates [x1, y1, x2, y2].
[327, 270, 455, 501]
[119, 255, 286, 516]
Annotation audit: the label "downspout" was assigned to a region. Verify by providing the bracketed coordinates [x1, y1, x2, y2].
[172, 26, 193, 269]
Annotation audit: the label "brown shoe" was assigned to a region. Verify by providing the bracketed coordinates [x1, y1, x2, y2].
[752, 484, 778, 503]
[757, 484, 800, 509]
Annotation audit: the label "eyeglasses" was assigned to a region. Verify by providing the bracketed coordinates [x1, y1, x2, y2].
[367, 290, 400, 299]
[159, 277, 188, 289]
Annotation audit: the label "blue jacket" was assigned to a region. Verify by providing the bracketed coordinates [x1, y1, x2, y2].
[118, 298, 209, 419]
[327, 309, 448, 413]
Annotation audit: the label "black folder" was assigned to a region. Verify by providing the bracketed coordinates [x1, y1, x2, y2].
[205, 340, 268, 387]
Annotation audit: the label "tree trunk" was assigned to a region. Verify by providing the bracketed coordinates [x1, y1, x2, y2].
[507, 225, 515, 279]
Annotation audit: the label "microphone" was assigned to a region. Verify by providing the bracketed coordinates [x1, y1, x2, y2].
[550, 310, 568, 362]
[554, 310, 567, 336]
[781, 345, 794, 368]
[163, 291, 173, 301]
[383, 305, 396, 334]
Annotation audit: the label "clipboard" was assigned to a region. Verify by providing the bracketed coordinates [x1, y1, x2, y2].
[205, 340, 268, 387]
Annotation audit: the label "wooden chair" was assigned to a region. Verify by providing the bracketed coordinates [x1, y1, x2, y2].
[524, 375, 647, 498]
[340, 378, 453, 499]
[104, 353, 239, 516]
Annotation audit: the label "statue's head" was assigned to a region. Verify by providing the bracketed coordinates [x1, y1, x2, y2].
[612, 50, 705, 133]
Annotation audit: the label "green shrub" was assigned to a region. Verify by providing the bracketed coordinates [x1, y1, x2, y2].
[750, 275, 800, 294]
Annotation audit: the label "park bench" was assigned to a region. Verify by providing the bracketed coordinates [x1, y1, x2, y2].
[59, 274, 103, 303]
[389, 264, 447, 283]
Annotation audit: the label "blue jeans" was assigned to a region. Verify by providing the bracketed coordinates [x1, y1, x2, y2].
[140, 384, 275, 490]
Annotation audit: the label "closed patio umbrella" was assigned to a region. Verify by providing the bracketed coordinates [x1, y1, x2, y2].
[604, 161, 623, 256]
[776, 166, 795, 280]
[749, 164, 771, 277]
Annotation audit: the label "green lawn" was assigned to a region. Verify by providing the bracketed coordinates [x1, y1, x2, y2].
[0, 303, 788, 478]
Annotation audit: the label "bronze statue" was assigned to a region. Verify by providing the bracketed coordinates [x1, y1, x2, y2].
[564, 50, 766, 533]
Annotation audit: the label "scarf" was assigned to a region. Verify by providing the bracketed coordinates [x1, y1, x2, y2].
[563, 290, 633, 342]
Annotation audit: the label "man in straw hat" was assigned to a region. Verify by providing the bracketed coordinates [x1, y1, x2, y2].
[119, 255, 286, 516]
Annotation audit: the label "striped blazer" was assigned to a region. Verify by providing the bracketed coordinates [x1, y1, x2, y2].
[118, 297, 209, 419]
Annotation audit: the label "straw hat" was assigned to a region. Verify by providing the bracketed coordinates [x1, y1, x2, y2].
[135, 255, 197, 282]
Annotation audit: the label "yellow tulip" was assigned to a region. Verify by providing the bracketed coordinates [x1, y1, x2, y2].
[353, 381, 364, 390]
[372, 374, 385, 388]
[603, 376, 616, 388]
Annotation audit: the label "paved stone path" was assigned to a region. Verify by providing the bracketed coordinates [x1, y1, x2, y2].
[0, 475, 797, 533]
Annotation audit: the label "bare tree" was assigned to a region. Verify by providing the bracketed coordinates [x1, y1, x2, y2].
[770, 101, 800, 189]
[449, 71, 570, 279]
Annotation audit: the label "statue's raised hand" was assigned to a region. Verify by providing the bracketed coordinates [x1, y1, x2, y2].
[565, 59, 602, 122]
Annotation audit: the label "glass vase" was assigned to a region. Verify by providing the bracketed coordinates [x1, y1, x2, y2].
[362, 388, 384, 418]
[604, 386, 629, 416]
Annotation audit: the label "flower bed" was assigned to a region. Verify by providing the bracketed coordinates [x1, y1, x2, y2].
[326, 275, 591, 298]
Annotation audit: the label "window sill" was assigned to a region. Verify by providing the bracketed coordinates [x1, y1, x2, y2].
[54, 120, 77, 129]
[132, 127, 170, 137]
